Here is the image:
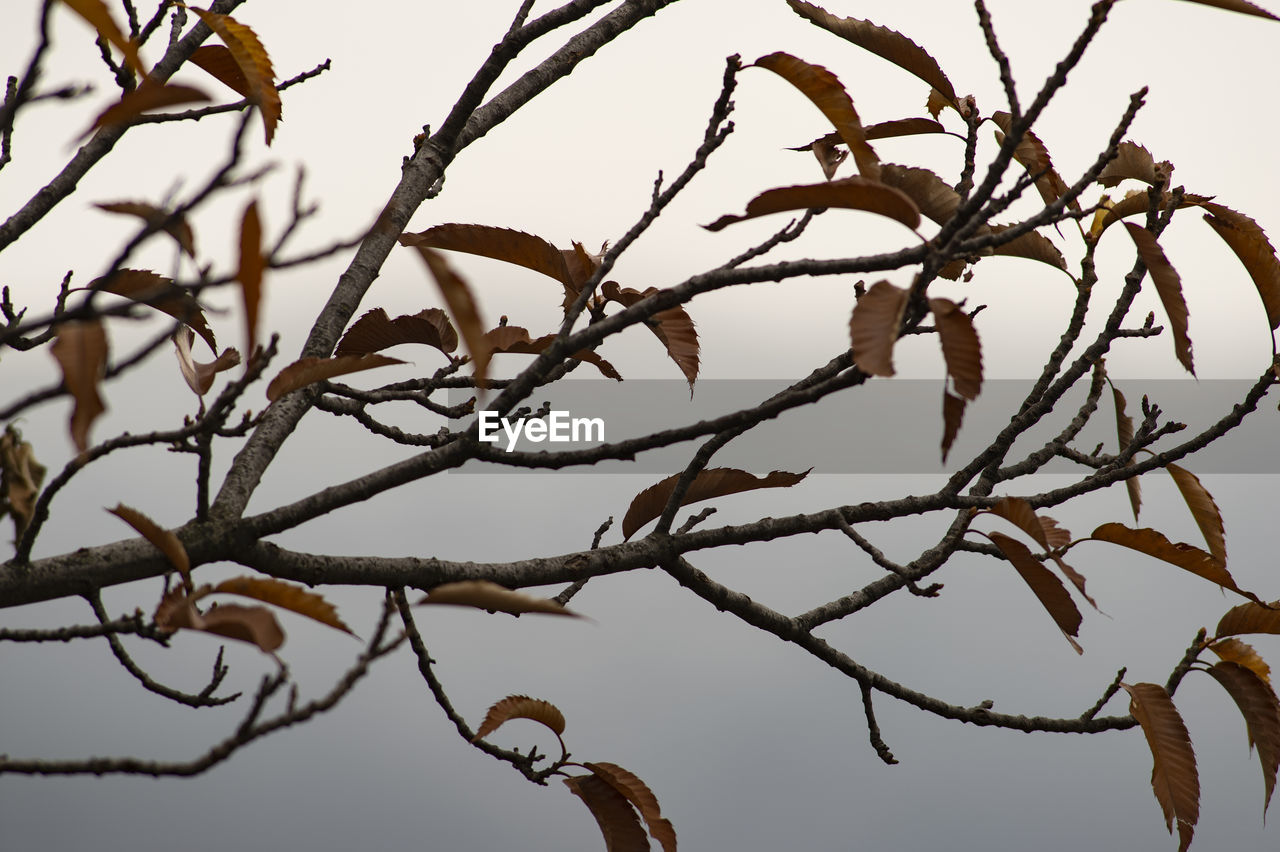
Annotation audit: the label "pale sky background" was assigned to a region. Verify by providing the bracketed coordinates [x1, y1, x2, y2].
[3, 1, 1280, 850]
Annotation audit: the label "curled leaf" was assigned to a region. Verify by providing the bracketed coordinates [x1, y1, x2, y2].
[1216, 601, 1280, 638]
[849, 280, 909, 377]
[622, 468, 809, 540]
[1097, 141, 1173, 189]
[155, 588, 285, 653]
[336, 307, 458, 357]
[472, 695, 566, 742]
[0, 426, 46, 541]
[188, 44, 251, 97]
[89, 268, 215, 352]
[174, 328, 241, 396]
[1205, 662, 1280, 814]
[601, 282, 697, 389]
[265, 354, 405, 402]
[1164, 463, 1225, 566]
[212, 576, 354, 635]
[417, 580, 581, 617]
[991, 112, 1076, 211]
[586, 762, 677, 852]
[987, 531, 1083, 654]
[1209, 638, 1272, 684]
[879, 164, 960, 226]
[484, 325, 621, 381]
[1123, 223, 1194, 374]
[564, 774, 650, 852]
[940, 389, 966, 463]
[705, 177, 920, 232]
[94, 201, 197, 258]
[88, 82, 210, 134]
[108, 504, 190, 589]
[1108, 375, 1142, 522]
[408, 246, 490, 387]
[237, 200, 264, 359]
[1090, 523, 1260, 602]
[1122, 682, 1199, 852]
[50, 320, 108, 454]
[188, 8, 280, 144]
[928, 298, 983, 400]
[1201, 203, 1280, 330]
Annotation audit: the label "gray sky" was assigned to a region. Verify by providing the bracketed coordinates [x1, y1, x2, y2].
[3, 1, 1280, 850]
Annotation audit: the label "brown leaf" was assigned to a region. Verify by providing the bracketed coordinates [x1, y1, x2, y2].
[622, 468, 809, 540]
[237, 200, 264, 359]
[849, 280, 909, 376]
[1216, 601, 1280, 638]
[986, 497, 1050, 549]
[866, 117, 947, 140]
[1164, 463, 1226, 566]
[198, 603, 285, 653]
[399, 224, 581, 312]
[0, 426, 46, 541]
[987, 224, 1068, 273]
[483, 325, 622, 381]
[564, 775, 651, 852]
[586, 762, 678, 852]
[1206, 662, 1280, 814]
[1123, 223, 1194, 374]
[990, 112, 1077, 211]
[108, 504, 190, 589]
[810, 135, 848, 180]
[1210, 638, 1272, 684]
[174, 328, 240, 396]
[50, 320, 108, 454]
[335, 307, 459, 357]
[1097, 141, 1173, 189]
[265, 354, 405, 402]
[786, 0, 957, 106]
[1090, 523, 1260, 603]
[987, 531, 1083, 654]
[212, 576, 354, 635]
[1174, 0, 1280, 20]
[61, 0, 146, 76]
[417, 580, 581, 617]
[928, 298, 983, 400]
[88, 82, 210, 134]
[188, 44, 252, 98]
[1201, 203, 1280, 330]
[189, 9, 280, 144]
[1095, 190, 1214, 238]
[878, 164, 960, 226]
[601, 282, 698, 389]
[1108, 375, 1142, 522]
[407, 246, 491, 387]
[1122, 682, 1200, 852]
[754, 52, 879, 180]
[925, 87, 953, 119]
[94, 201, 197, 257]
[472, 695, 567, 742]
[89, 268, 216, 352]
[940, 389, 966, 463]
[704, 177, 921, 232]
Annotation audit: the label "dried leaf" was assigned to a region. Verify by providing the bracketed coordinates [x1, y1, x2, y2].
[622, 468, 809, 540]
[399, 225, 582, 313]
[60, 0, 146, 76]
[472, 695, 566, 742]
[1097, 141, 1173, 189]
[50, 320, 108, 454]
[787, 0, 957, 106]
[940, 389, 966, 463]
[94, 201, 197, 257]
[1201, 203, 1280, 330]
[704, 177, 920, 232]
[336, 307, 459, 357]
[754, 51, 879, 179]
[991, 112, 1077, 211]
[601, 282, 698, 389]
[1164, 463, 1226, 566]
[0, 426, 46, 540]
[1095, 190, 1213, 237]
[174, 328, 240, 396]
[108, 504, 190, 589]
[1216, 601, 1280, 638]
[265, 354, 405, 402]
[986, 497, 1050, 549]
[1174, 0, 1280, 20]
[1091, 523, 1260, 602]
[212, 576, 354, 635]
[408, 246, 491, 387]
[586, 762, 677, 852]
[1124, 223, 1194, 374]
[1109, 376, 1142, 522]
[1122, 682, 1199, 852]
[188, 44, 251, 97]
[483, 325, 622, 381]
[866, 117, 946, 140]
[417, 580, 581, 617]
[564, 775, 651, 852]
[928, 298, 983, 400]
[849, 280, 909, 376]
[811, 135, 848, 180]
[188, 9, 280, 144]
[987, 224, 1068, 273]
[88, 82, 210, 134]
[198, 603, 285, 653]
[237, 200, 263, 359]
[1205, 662, 1280, 814]
[90, 268, 215, 352]
[1210, 638, 1272, 684]
[878, 164, 960, 226]
[988, 532, 1083, 654]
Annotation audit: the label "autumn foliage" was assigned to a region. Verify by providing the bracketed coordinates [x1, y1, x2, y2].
[5, 1, 1280, 850]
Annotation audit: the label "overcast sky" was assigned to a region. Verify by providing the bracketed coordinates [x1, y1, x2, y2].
[3, 1, 1280, 850]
